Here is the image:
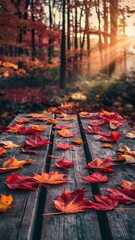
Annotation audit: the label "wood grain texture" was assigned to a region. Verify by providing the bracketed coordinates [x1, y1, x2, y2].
[80, 115, 135, 240]
[0, 113, 53, 240]
[41, 114, 101, 240]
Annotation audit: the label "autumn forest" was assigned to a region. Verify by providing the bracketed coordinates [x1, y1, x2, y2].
[0, 0, 135, 126]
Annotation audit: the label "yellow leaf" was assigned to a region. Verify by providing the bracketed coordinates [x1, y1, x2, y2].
[58, 129, 74, 138]
[60, 113, 67, 118]
[62, 117, 74, 121]
[126, 131, 135, 139]
[46, 118, 58, 124]
[103, 143, 111, 148]
[102, 110, 111, 116]
[0, 140, 20, 149]
[30, 124, 47, 131]
[0, 194, 13, 212]
[30, 113, 44, 118]
[79, 111, 89, 116]
[72, 139, 83, 145]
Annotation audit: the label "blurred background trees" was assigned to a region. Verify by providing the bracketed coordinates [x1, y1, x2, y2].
[0, 0, 135, 88]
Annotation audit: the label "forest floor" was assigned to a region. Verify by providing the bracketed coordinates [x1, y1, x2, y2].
[0, 69, 135, 129]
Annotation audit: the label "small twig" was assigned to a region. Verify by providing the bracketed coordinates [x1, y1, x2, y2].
[42, 211, 64, 216]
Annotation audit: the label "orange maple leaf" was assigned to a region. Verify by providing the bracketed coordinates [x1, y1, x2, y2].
[0, 140, 20, 149]
[72, 138, 83, 145]
[121, 180, 135, 190]
[62, 117, 74, 121]
[0, 194, 13, 213]
[16, 118, 30, 124]
[33, 171, 68, 185]
[0, 147, 7, 156]
[29, 113, 44, 118]
[0, 157, 34, 173]
[53, 188, 91, 214]
[58, 129, 74, 138]
[30, 124, 47, 131]
[46, 118, 58, 124]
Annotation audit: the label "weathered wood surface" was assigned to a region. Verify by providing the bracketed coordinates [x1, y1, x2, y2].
[0, 113, 135, 240]
[80, 116, 135, 240]
[41, 115, 101, 240]
[0, 113, 53, 240]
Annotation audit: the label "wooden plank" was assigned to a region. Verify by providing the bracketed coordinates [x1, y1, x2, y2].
[41, 114, 102, 240]
[80, 114, 135, 240]
[0, 113, 53, 240]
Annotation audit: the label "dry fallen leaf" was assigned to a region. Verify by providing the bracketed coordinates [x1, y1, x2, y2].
[0, 157, 34, 173]
[121, 180, 135, 190]
[62, 117, 74, 121]
[46, 118, 58, 124]
[0, 194, 13, 212]
[80, 172, 109, 183]
[55, 157, 75, 169]
[16, 118, 30, 124]
[52, 188, 91, 214]
[6, 173, 38, 190]
[89, 195, 118, 211]
[0, 140, 20, 149]
[56, 143, 73, 150]
[72, 138, 83, 145]
[109, 122, 118, 130]
[0, 146, 7, 156]
[126, 131, 135, 139]
[103, 143, 112, 148]
[121, 155, 135, 164]
[58, 129, 74, 138]
[60, 113, 67, 118]
[107, 188, 135, 204]
[33, 171, 68, 185]
[29, 113, 44, 118]
[30, 124, 47, 131]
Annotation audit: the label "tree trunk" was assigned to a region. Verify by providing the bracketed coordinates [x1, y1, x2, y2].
[48, 0, 53, 63]
[31, 0, 36, 61]
[59, 0, 66, 89]
[67, 0, 71, 51]
[109, 0, 118, 76]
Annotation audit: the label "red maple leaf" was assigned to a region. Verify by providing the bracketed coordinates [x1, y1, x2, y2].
[24, 133, 51, 149]
[5, 173, 38, 190]
[84, 125, 101, 134]
[80, 172, 109, 183]
[17, 125, 37, 134]
[89, 195, 118, 210]
[55, 157, 75, 169]
[107, 188, 135, 204]
[80, 113, 100, 118]
[56, 143, 73, 150]
[87, 156, 115, 172]
[99, 131, 120, 142]
[88, 120, 105, 126]
[100, 111, 123, 124]
[53, 188, 91, 214]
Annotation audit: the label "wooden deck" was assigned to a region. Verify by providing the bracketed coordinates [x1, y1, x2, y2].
[0, 112, 135, 240]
